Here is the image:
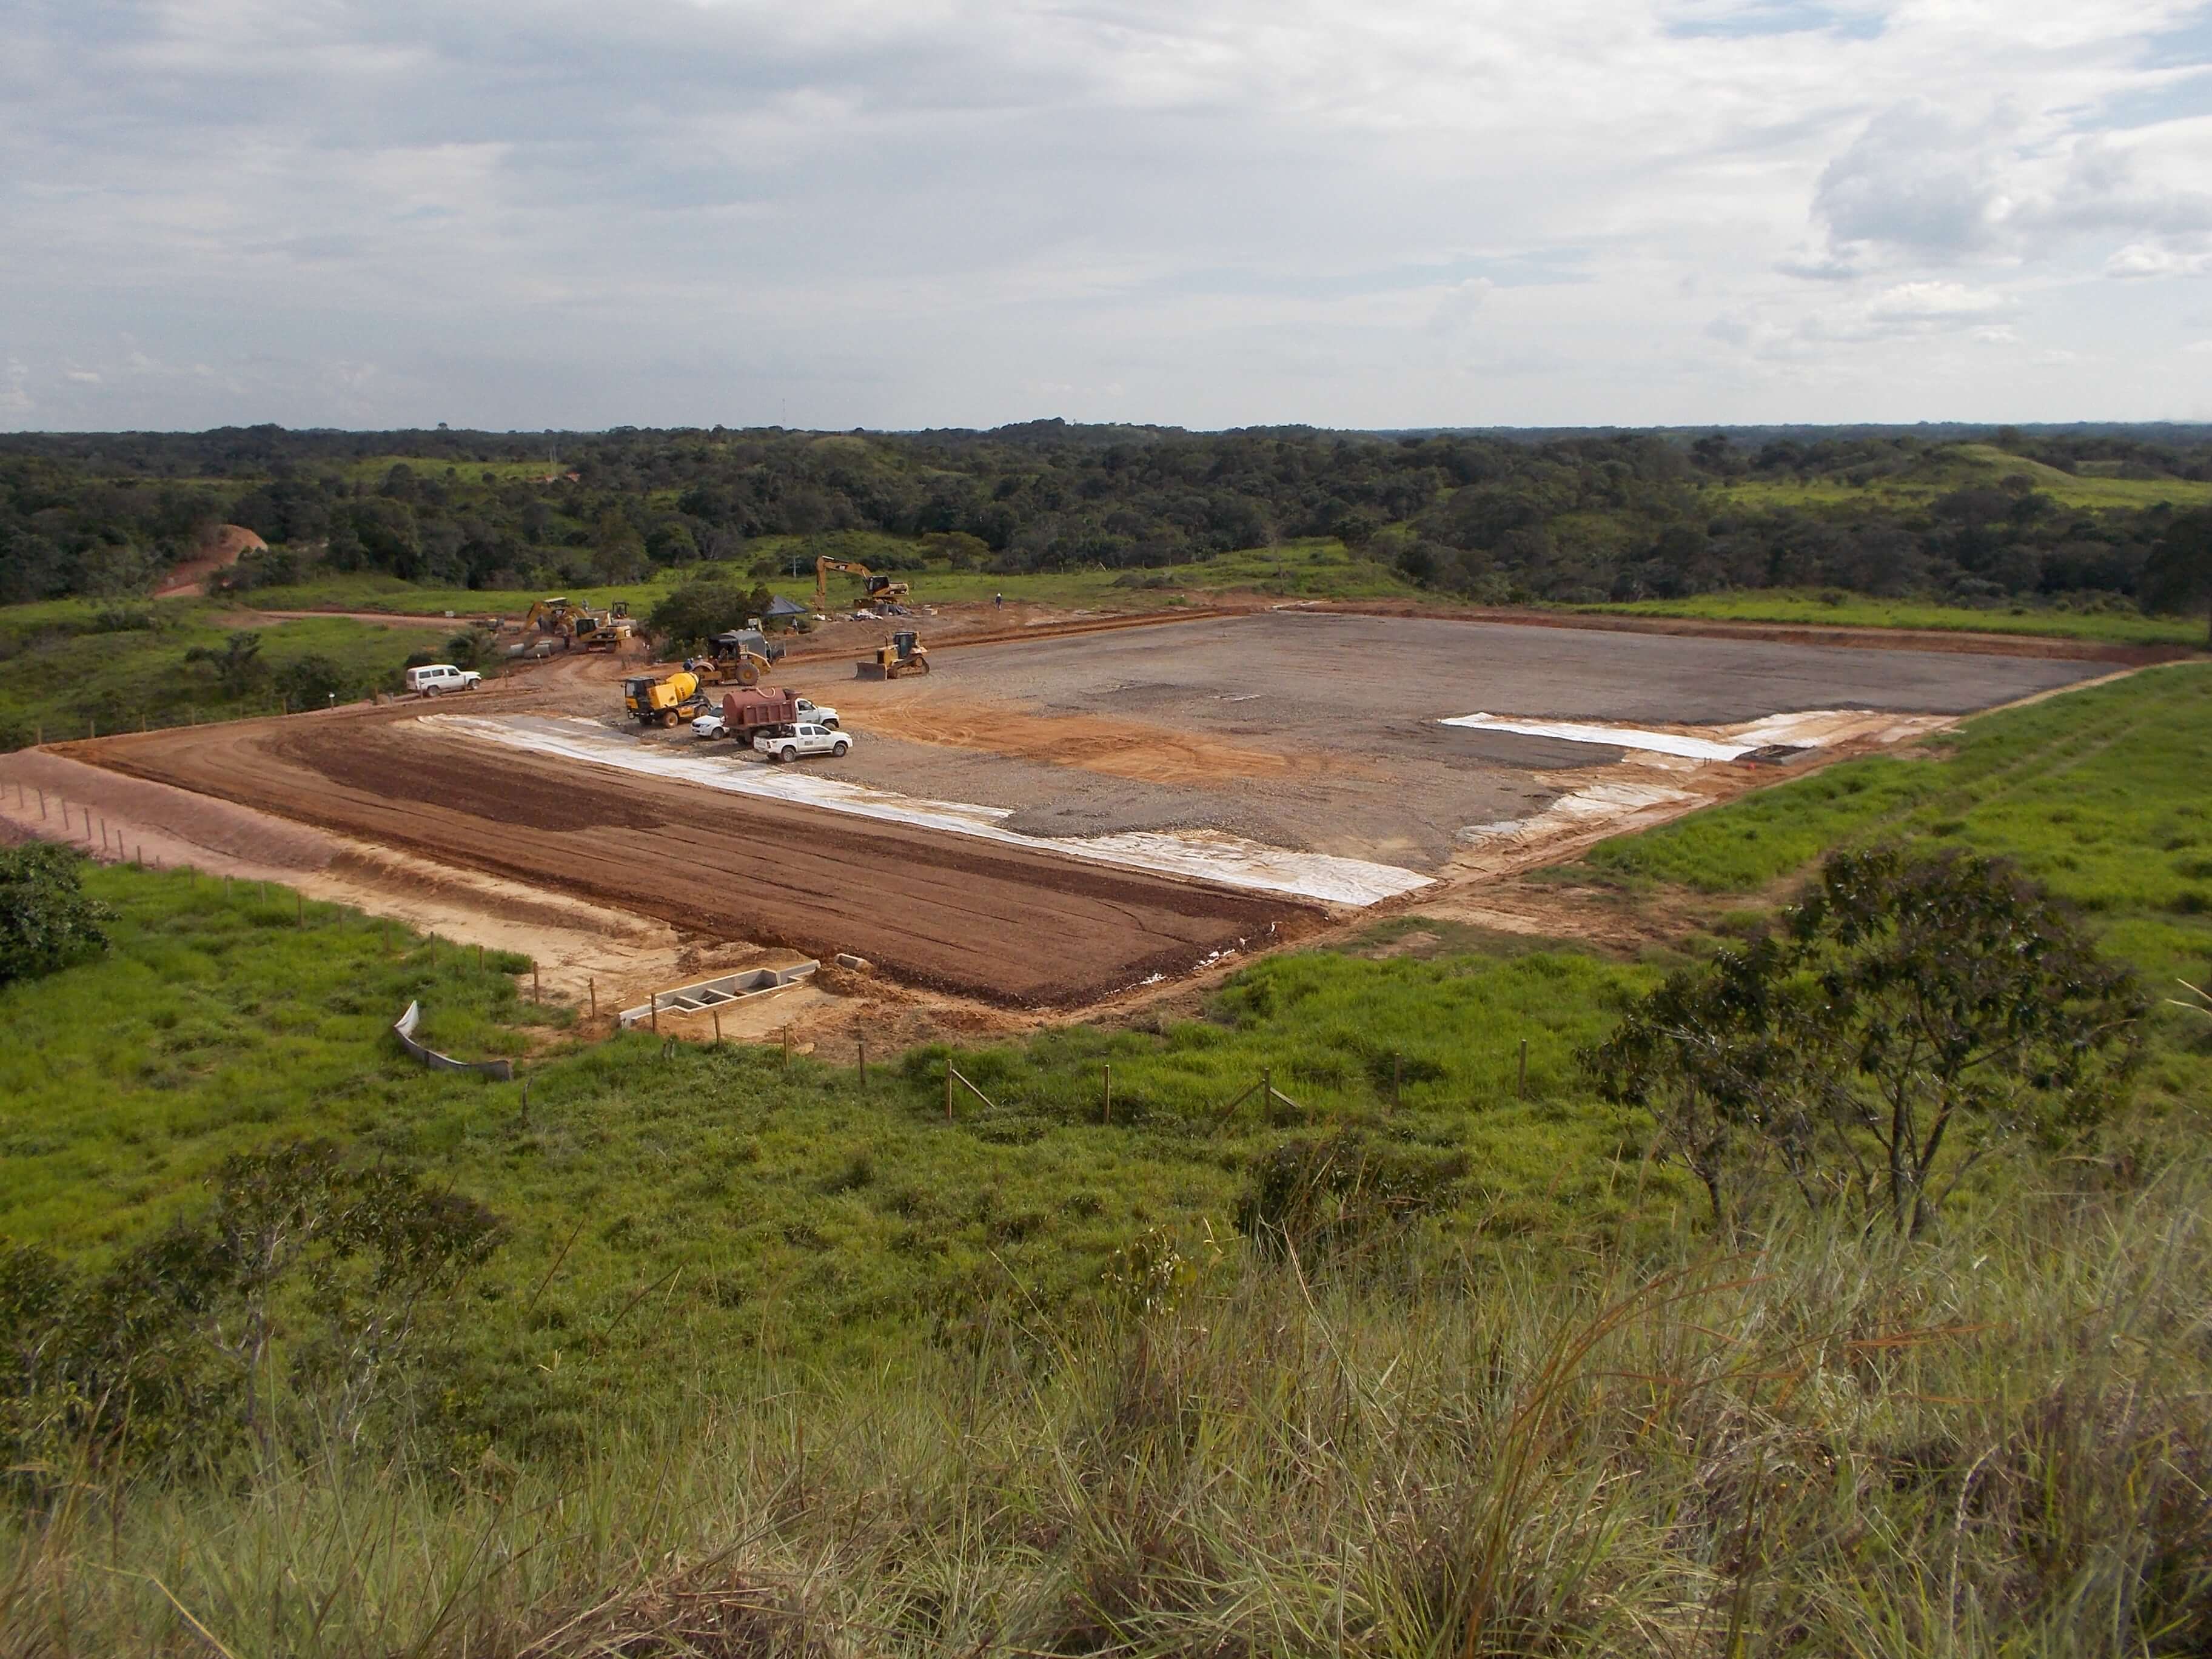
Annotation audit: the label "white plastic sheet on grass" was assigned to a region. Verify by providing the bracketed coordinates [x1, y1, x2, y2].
[426, 715, 1432, 907]
[1437, 713, 1755, 761]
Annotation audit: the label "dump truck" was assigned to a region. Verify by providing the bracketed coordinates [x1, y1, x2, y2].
[856, 629, 930, 680]
[693, 690, 837, 743]
[687, 626, 785, 687]
[623, 668, 709, 727]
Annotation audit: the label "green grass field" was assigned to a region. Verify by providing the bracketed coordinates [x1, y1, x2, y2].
[0, 864, 1666, 1438]
[1581, 662, 2212, 1115]
[1572, 588, 2203, 645]
[1711, 442, 2212, 512]
[241, 537, 1422, 619]
[0, 599, 457, 748]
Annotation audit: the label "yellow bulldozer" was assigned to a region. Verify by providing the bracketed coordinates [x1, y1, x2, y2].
[857, 629, 930, 680]
[815, 557, 910, 611]
[623, 667, 708, 727]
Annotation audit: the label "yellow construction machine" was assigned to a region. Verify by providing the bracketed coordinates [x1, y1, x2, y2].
[814, 557, 910, 611]
[519, 595, 578, 635]
[572, 605, 636, 652]
[687, 625, 785, 687]
[623, 667, 708, 727]
[857, 629, 930, 680]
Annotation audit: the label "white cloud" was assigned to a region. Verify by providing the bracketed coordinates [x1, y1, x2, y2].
[2106, 241, 2212, 277]
[2, 0, 2210, 427]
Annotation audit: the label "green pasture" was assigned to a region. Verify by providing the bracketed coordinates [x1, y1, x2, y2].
[1572, 588, 2204, 645]
[1710, 442, 2212, 512]
[0, 600, 449, 748]
[1581, 663, 2212, 1112]
[0, 853, 1669, 1433]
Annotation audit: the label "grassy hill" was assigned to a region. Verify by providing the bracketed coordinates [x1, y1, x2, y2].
[6, 661, 2211, 1654]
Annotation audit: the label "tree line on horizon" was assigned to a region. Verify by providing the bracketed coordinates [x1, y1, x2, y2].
[4, 420, 2211, 620]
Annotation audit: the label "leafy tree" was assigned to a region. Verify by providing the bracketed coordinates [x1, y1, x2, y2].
[1588, 848, 2143, 1236]
[275, 654, 352, 710]
[184, 630, 268, 696]
[646, 575, 773, 652]
[592, 509, 649, 584]
[2140, 508, 2212, 645]
[0, 843, 111, 987]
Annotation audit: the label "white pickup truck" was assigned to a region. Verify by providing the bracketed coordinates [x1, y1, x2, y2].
[754, 723, 853, 763]
[691, 696, 838, 740]
[404, 663, 481, 695]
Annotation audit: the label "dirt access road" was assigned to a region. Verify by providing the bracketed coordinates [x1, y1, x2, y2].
[84, 711, 1315, 1007]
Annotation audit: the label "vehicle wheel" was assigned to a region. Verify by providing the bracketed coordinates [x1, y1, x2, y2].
[915, 657, 931, 674]
[780, 746, 797, 764]
[822, 717, 839, 729]
[427, 685, 443, 697]
[831, 740, 849, 757]
[660, 710, 678, 728]
[738, 663, 761, 686]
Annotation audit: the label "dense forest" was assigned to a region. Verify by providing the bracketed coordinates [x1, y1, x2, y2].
[5, 420, 2211, 615]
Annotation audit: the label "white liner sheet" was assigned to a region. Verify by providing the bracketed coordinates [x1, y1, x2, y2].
[426, 715, 1432, 907]
[1438, 713, 1755, 761]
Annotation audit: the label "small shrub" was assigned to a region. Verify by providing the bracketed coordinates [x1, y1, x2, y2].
[0, 843, 111, 986]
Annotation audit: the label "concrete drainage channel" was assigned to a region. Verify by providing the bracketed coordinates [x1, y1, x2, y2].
[619, 962, 821, 1030]
[394, 1000, 515, 1080]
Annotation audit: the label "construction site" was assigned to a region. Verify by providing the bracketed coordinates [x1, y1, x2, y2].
[0, 592, 2130, 1045]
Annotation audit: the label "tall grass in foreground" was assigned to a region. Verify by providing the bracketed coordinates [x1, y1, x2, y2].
[7, 1168, 2206, 1657]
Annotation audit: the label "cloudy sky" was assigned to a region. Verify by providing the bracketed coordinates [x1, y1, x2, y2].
[4, 0, 2210, 432]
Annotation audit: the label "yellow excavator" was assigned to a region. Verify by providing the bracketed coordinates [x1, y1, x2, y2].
[519, 596, 578, 635]
[814, 557, 910, 611]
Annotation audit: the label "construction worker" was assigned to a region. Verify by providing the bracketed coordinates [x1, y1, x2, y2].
[994, 591, 1003, 608]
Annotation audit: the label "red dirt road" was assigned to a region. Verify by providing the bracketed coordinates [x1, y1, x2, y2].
[85, 716, 1317, 1006]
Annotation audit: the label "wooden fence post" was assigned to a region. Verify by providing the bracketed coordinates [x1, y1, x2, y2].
[782, 1022, 791, 1071]
[858, 1040, 867, 1086]
[532, 964, 540, 1003]
[1102, 1063, 1112, 1124]
[712, 1006, 722, 1044]
[650, 993, 659, 1034]
[589, 977, 597, 1019]
[944, 1066, 954, 1122]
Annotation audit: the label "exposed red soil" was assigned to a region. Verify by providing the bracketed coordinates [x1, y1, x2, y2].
[81, 716, 1319, 1007]
[152, 525, 268, 598]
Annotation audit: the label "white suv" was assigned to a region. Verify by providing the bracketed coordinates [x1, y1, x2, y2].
[754, 723, 853, 763]
[405, 664, 481, 695]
